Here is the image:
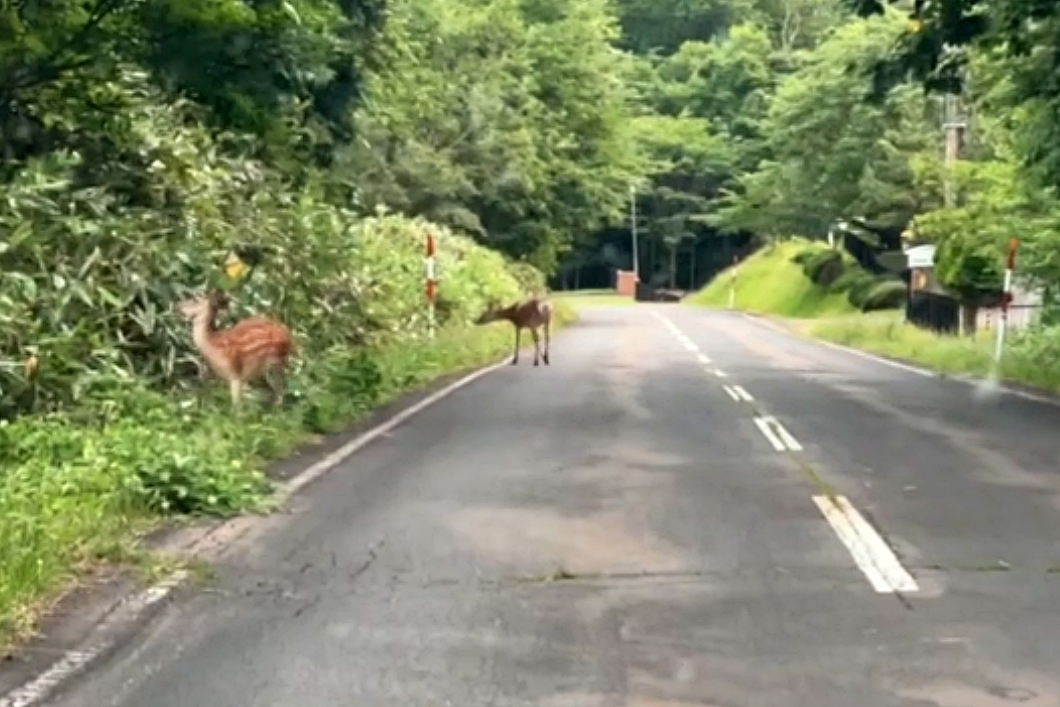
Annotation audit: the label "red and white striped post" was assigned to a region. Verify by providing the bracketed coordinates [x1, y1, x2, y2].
[993, 238, 1018, 364]
[425, 231, 437, 338]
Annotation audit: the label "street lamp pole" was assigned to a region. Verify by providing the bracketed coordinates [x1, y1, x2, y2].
[630, 185, 639, 281]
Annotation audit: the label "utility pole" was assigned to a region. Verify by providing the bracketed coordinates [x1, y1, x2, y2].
[942, 91, 965, 208]
[630, 185, 640, 281]
[943, 86, 968, 332]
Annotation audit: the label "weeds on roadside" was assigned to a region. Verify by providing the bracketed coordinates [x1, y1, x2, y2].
[810, 314, 1060, 392]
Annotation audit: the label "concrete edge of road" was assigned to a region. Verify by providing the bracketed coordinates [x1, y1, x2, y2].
[0, 343, 546, 707]
[739, 311, 1060, 410]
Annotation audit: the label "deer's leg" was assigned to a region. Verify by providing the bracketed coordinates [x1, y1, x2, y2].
[263, 367, 286, 407]
[274, 367, 287, 406]
[543, 316, 551, 365]
[229, 378, 244, 406]
[512, 326, 521, 364]
[531, 327, 541, 366]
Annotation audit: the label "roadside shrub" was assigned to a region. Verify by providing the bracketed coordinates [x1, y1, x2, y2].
[861, 280, 907, 312]
[803, 249, 844, 286]
[847, 273, 887, 309]
[790, 249, 817, 265]
[1005, 326, 1060, 391]
[829, 266, 870, 293]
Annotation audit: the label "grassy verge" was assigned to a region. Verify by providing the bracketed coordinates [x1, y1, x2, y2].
[804, 311, 1060, 393]
[0, 299, 576, 649]
[685, 240, 856, 317]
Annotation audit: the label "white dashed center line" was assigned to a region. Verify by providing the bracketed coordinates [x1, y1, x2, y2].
[813, 494, 919, 594]
[723, 384, 754, 402]
[654, 310, 918, 597]
[753, 415, 802, 451]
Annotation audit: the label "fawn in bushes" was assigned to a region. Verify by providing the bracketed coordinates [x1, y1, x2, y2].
[475, 296, 553, 366]
[177, 290, 293, 406]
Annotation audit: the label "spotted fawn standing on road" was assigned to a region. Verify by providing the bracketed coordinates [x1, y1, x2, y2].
[475, 296, 553, 366]
[177, 290, 293, 405]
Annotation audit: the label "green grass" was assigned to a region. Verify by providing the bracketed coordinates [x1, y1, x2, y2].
[805, 311, 1060, 393]
[685, 240, 856, 318]
[805, 311, 994, 375]
[0, 301, 577, 649]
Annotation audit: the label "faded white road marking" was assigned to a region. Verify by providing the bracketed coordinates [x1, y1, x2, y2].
[724, 385, 753, 403]
[681, 340, 698, 352]
[732, 385, 753, 401]
[712, 369, 728, 378]
[753, 417, 786, 451]
[771, 420, 802, 451]
[813, 495, 919, 594]
[696, 353, 712, 365]
[753, 415, 801, 451]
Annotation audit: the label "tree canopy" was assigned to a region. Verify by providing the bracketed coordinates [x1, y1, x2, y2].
[6, 0, 1060, 324]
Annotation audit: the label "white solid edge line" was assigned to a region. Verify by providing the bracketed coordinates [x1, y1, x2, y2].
[0, 572, 189, 707]
[682, 340, 698, 352]
[770, 418, 803, 451]
[814, 338, 935, 378]
[739, 314, 1060, 406]
[753, 417, 786, 452]
[696, 353, 712, 364]
[732, 385, 754, 402]
[723, 385, 740, 401]
[0, 358, 513, 707]
[813, 495, 919, 594]
[740, 312, 936, 378]
[282, 359, 507, 499]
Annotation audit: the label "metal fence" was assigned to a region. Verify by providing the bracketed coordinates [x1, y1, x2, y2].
[905, 291, 960, 335]
[906, 290, 1044, 334]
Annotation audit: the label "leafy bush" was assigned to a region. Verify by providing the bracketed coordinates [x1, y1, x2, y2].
[847, 273, 888, 309]
[802, 249, 845, 286]
[861, 280, 907, 312]
[1005, 326, 1060, 390]
[790, 249, 817, 265]
[829, 266, 872, 293]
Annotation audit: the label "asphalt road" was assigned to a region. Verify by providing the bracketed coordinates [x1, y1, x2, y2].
[38, 304, 1060, 707]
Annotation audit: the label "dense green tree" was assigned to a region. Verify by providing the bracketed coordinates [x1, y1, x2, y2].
[710, 13, 937, 238]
